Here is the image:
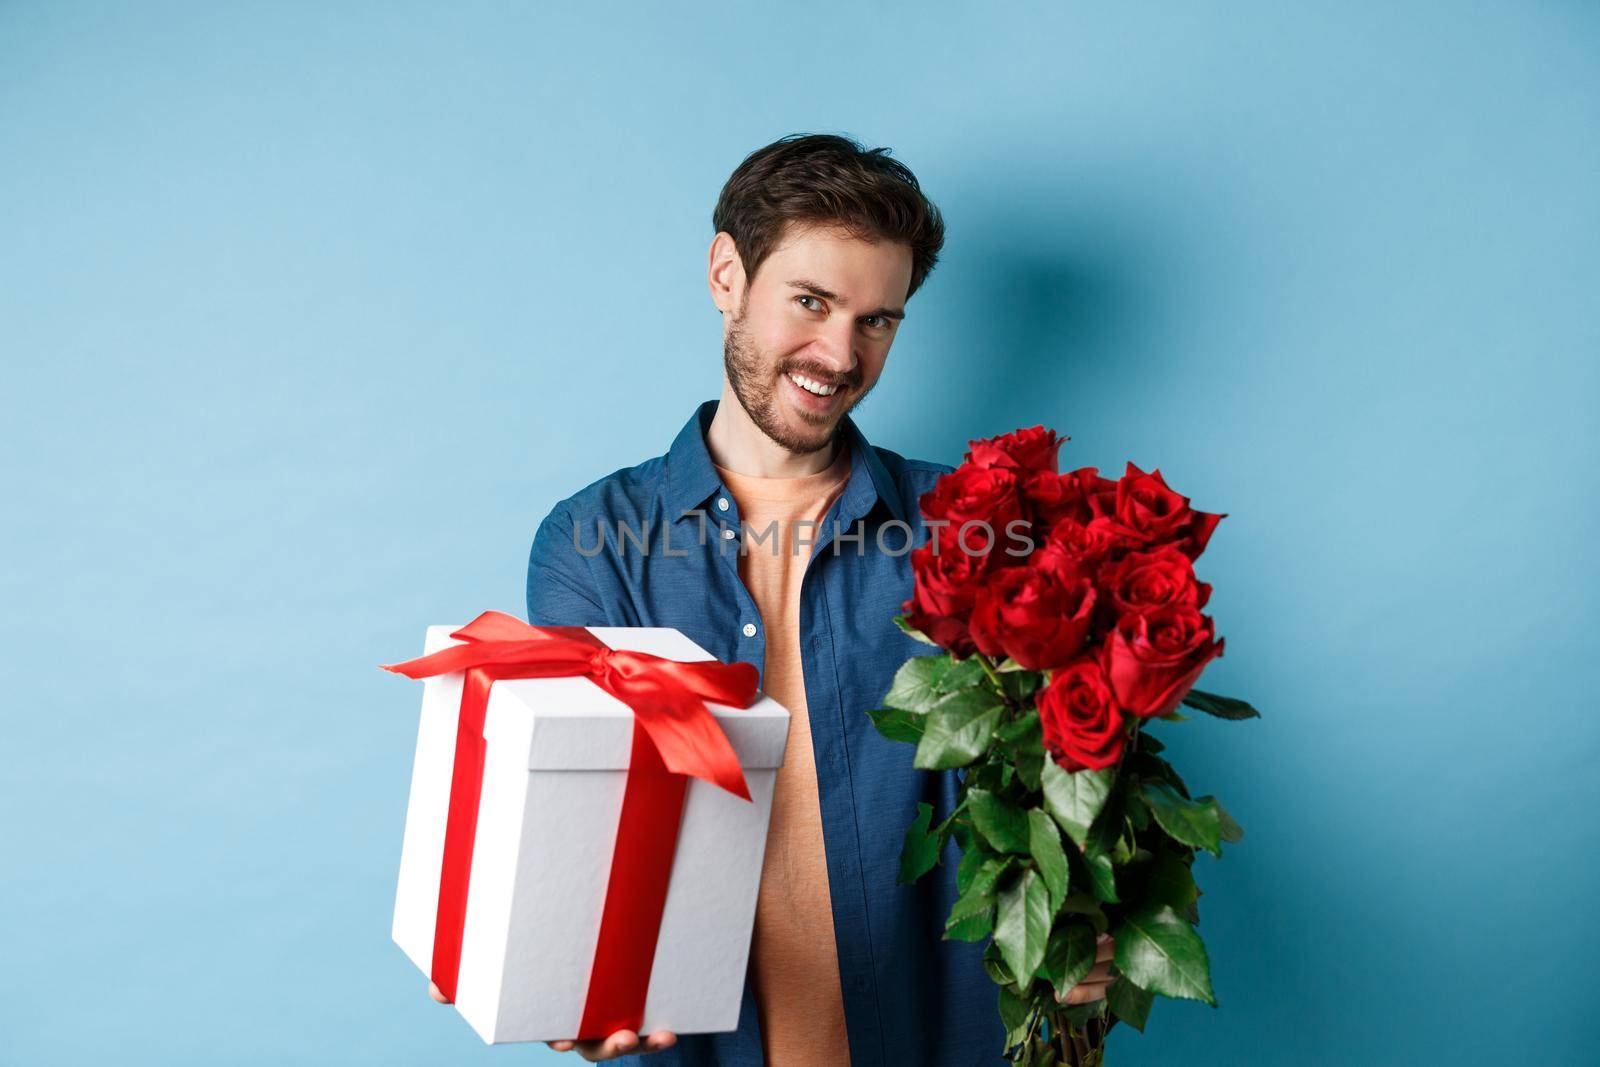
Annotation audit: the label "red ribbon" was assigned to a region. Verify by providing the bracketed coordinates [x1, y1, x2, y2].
[382, 610, 758, 1037]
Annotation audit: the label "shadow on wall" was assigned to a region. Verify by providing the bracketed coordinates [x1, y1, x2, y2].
[887, 188, 1184, 466]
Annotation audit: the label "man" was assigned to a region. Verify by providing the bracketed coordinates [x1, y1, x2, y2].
[434, 134, 1112, 1063]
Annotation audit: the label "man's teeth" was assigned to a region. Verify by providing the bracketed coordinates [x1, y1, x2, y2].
[788, 372, 838, 397]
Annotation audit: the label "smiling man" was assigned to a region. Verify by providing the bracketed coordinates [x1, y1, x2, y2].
[497, 134, 1112, 1065]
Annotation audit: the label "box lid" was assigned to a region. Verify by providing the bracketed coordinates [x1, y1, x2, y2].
[422, 624, 790, 771]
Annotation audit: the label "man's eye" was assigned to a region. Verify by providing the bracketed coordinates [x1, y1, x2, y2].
[797, 295, 822, 311]
[864, 316, 888, 329]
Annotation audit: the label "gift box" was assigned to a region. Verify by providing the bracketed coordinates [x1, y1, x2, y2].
[386, 612, 790, 1044]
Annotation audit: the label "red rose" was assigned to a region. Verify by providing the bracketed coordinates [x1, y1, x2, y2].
[1037, 656, 1126, 771]
[918, 464, 1025, 565]
[1100, 546, 1211, 618]
[963, 425, 1065, 474]
[902, 541, 989, 655]
[1176, 508, 1225, 561]
[1076, 467, 1121, 521]
[1022, 465, 1116, 529]
[1035, 516, 1120, 576]
[1018, 471, 1075, 529]
[1101, 462, 1226, 560]
[968, 560, 1095, 670]
[1102, 606, 1225, 719]
[1079, 516, 1147, 558]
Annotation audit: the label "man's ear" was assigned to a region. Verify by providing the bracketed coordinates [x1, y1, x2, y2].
[707, 231, 746, 315]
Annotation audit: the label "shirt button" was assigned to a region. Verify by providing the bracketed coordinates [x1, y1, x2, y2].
[742, 622, 757, 638]
[716, 497, 730, 512]
[721, 527, 735, 540]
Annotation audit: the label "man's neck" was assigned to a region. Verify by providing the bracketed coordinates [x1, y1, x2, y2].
[705, 380, 843, 478]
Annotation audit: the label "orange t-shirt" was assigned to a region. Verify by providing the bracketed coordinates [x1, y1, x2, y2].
[713, 443, 854, 1066]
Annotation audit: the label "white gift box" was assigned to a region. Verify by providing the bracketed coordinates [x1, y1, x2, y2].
[391, 624, 790, 1044]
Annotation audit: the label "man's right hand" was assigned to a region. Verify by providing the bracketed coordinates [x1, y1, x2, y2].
[427, 981, 678, 1061]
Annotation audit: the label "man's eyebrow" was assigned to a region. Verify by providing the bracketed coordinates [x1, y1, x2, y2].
[787, 278, 906, 322]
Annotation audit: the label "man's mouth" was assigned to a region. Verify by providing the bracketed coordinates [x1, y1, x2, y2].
[787, 371, 839, 397]
[784, 370, 845, 413]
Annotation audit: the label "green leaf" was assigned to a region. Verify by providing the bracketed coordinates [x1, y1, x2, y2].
[969, 789, 1031, 854]
[865, 706, 925, 745]
[1106, 977, 1154, 1031]
[1058, 892, 1109, 934]
[948, 856, 1011, 924]
[1014, 749, 1044, 792]
[994, 868, 1052, 986]
[968, 759, 1010, 794]
[1114, 905, 1217, 1005]
[1086, 770, 1128, 857]
[1138, 733, 1166, 754]
[897, 802, 941, 884]
[1142, 782, 1223, 857]
[950, 805, 976, 853]
[1081, 846, 1119, 903]
[1039, 759, 1114, 848]
[1138, 849, 1199, 912]
[893, 612, 941, 646]
[944, 909, 994, 942]
[956, 840, 993, 893]
[1111, 832, 1136, 866]
[886, 654, 950, 712]
[1181, 687, 1261, 720]
[1040, 923, 1098, 998]
[997, 982, 1031, 1050]
[1204, 795, 1244, 843]
[1125, 787, 1151, 831]
[982, 942, 1016, 986]
[938, 655, 988, 693]
[995, 656, 1029, 673]
[932, 799, 966, 841]
[996, 708, 1041, 746]
[1026, 809, 1070, 910]
[1001, 669, 1043, 705]
[1134, 752, 1191, 798]
[913, 689, 1004, 770]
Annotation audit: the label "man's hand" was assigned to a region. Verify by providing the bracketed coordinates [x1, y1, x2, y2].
[547, 1030, 678, 1060]
[1056, 933, 1116, 1006]
[428, 981, 677, 1060]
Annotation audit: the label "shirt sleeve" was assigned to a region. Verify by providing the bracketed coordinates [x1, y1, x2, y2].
[525, 502, 609, 626]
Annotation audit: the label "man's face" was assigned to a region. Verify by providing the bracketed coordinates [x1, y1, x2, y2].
[722, 223, 913, 455]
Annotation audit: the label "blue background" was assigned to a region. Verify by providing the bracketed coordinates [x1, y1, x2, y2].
[3, 2, 1595, 1064]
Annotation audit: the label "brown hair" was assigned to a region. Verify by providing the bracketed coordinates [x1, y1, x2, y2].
[712, 133, 946, 301]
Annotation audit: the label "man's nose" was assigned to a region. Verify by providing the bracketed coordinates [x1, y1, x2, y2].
[808, 322, 858, 380]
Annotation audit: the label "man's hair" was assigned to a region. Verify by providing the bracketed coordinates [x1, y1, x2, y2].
[712, 133, 946, 301]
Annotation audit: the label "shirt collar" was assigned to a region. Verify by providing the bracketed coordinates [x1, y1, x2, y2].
[665, 398, 908, 526]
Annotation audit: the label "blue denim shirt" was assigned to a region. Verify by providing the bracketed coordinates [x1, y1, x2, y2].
[525, 399, 1005, 1066]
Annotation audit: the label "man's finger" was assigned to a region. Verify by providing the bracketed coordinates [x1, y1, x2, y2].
[576, 1029, 640, 1062]
[548, 1039, 575, 1052]
[1095, 933, 1115, 963]
[642, 1031, 678, 1052]
[1064, 974, 1114, 1003]
[1061, 981, 1110, 1005]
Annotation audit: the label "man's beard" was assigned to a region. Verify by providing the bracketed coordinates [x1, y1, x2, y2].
[721, 306, 871, 455]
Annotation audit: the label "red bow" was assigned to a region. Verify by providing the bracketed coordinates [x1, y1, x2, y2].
[383, 611, 760, 1037]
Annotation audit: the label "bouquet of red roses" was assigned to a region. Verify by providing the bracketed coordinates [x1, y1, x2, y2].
[870, 426, 1260, 1066]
